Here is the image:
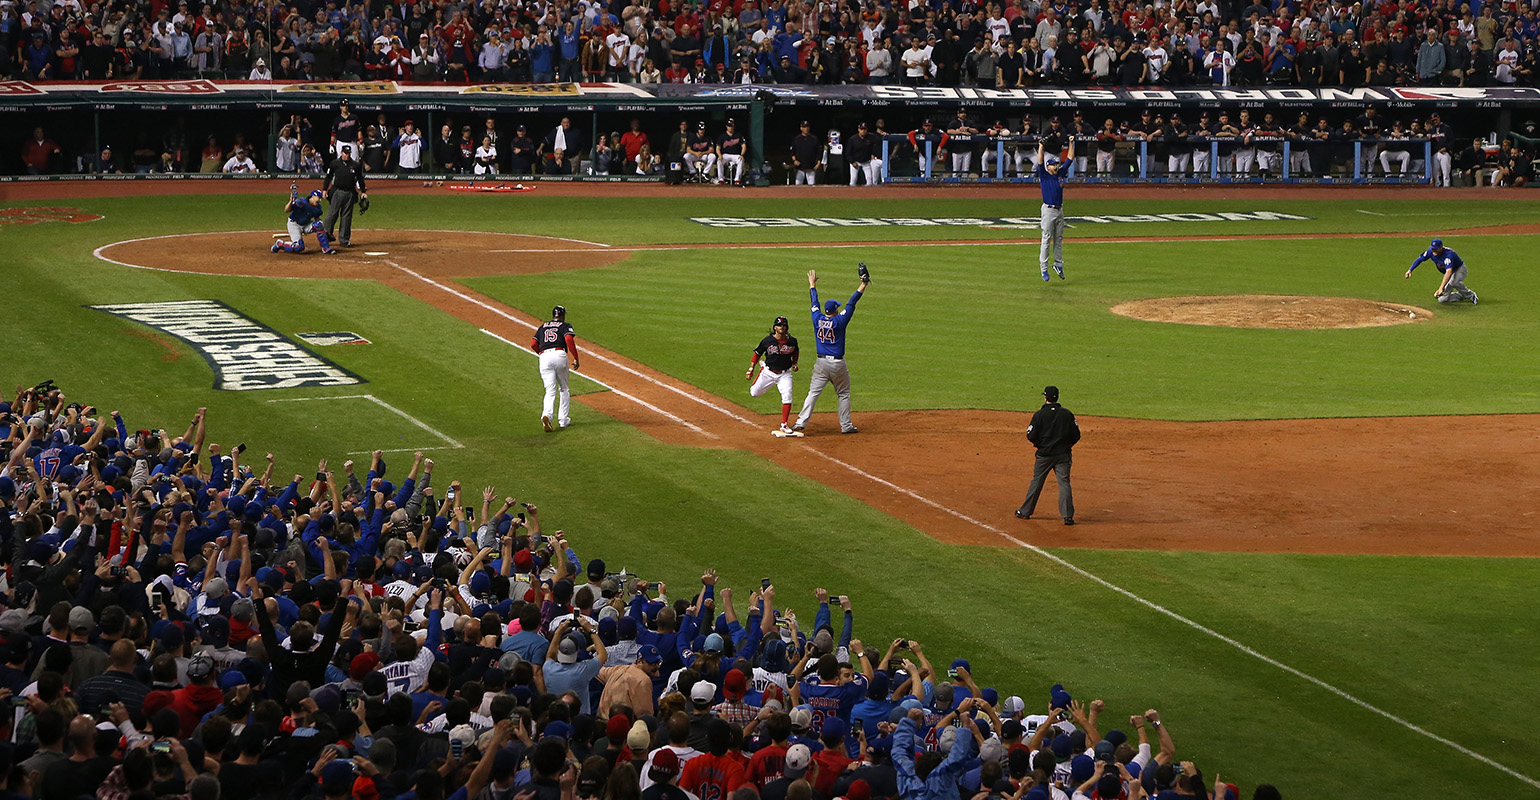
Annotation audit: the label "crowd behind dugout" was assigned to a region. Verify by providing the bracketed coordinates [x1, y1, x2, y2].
[19, 100, 1540, 186]
[0, 382, 1284, 800]
[9, 0, 1540, 88]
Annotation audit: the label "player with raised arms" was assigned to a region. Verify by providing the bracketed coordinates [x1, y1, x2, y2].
[793, 264, 869, 435]
[747, 315, 801, 437]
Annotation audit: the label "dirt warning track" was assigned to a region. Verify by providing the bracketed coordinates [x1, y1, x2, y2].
[94, 230, 1540, 557]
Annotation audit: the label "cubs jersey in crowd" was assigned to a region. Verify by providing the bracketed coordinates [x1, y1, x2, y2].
[1409, 246, 1464, 273]
[533, 320, 576, 352]
[289, 199, 323, 227]
[809, 288, 862, 358]
[754, 334, 799, 372]
[799, 672, 868, 730]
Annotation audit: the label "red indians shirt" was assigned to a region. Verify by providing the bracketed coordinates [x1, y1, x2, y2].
[680, 752, 747, 800]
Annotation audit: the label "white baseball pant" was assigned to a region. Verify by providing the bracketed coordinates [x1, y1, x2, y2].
[1289, 149, 1312, 176]
[1168, 152, 1191, 175]
[1257, 150, 1280, 174]
[796, 356, 853, 432]
[685, 152, 717, 176]
[950, 151, 973, 174]
[849, 159, 881, 185]
[1380, 149, 1411, 176]
[1193, 149, 1210, 174]
[1234, 147, 1256, 174]
[795, 168, 817, 185]
[538, 349, 572, 428]
[718, 153, 745, 183]
[750, 366, 795, 403]
[1433, 151, 1453, 186]
[1095, 150, 1115, 174]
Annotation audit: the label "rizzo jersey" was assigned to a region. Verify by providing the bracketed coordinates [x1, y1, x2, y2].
[534, 320, 576, 353]
[754, 334, 799, 373]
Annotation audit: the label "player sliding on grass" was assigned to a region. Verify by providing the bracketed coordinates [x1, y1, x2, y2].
[270, 187, 337, 255]
[1405, 237, 1478, 305]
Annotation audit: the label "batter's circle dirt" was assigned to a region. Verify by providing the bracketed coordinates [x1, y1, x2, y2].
[1111, 294, 1434, 329]
[97, 230, 623, 280]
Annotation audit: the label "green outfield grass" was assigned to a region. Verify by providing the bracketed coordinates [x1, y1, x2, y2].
[4, 191, 1540, 798]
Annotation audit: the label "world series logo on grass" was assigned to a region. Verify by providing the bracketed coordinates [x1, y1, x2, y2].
[90, 300, 363, 391]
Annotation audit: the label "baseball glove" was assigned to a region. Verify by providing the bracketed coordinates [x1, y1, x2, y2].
[358, 195, 371, 215]
[857, 262, 870, 283]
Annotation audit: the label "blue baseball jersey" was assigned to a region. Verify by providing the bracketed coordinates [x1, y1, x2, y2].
[289, 198, 324, 226]
[809, 287, 862, 358]
[1410, 246, 1464, 274]
[1037, 161, 1064, 205]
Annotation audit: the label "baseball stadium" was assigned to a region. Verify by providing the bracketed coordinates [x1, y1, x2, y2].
[5, 68, 1540, 800]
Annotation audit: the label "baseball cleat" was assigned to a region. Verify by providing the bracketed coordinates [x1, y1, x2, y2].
[1064, 519, 1076, 526]
[1470, 293, 1479, 305]
[792, 423, 805, 432]
[322, 249, 338, 255]
[271, 242, 282, 253]
[1014, 510, 1031, 520]
[1053, 264, 1064, 279]
[841, 426, 860, 434]
[541, 415, 553, 432]
[1041, 269, 1050, 282]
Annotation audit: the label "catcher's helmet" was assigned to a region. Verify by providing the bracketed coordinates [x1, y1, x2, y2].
[309, 190, 324, 198]
[772, 315, 789, 330]
[552, 305, 566, 319]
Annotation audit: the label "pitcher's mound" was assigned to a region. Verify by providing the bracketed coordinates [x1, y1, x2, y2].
[1110, 295, 1434, 330]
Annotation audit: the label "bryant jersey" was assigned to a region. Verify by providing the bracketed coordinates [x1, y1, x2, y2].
[289, 200, 323, 226]
[534, 320, 576, 353]
[378, 641, 436, 695]
[754, 334, 798, 373]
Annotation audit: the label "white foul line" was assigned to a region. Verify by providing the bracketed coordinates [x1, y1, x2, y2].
[478, 329, 715, 438]
[265, 393, 465, 453]
[390, 257, 1537, 787]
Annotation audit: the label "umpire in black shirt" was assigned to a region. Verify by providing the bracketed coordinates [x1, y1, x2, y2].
[1015, 385, 1081, 525]
[323, 143, 369, 247]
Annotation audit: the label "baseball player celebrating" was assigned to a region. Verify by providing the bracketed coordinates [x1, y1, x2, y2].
[747, 316, 802, 437]
[531, 305, 582, 432]
[1405, 238, 1478, 305]
[270, 188, 337, 255]
[1037, 139, 1072, 281]
[793, 264, 869, 435]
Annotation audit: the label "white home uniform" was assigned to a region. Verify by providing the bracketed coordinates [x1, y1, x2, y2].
[749, 319, 801, 436]
[532, 309, 578, 430]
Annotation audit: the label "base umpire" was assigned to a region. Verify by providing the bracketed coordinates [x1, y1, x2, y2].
[1015, 385, 1081, 525]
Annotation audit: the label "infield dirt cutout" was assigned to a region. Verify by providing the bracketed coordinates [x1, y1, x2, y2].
[1111, 294, 1434, 329]
[95, 229, 1540, 558]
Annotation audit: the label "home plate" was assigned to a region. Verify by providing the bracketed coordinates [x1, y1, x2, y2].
[365, 251, 389, 256]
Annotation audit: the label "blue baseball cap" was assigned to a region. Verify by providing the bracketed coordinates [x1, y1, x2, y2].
[1431, 238, 1443, 248]
[824, 300, 839, 313]
[638, 644, 662, 664]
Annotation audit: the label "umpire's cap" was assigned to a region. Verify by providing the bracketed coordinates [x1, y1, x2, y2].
[1043, 385, 1060, 402]
[772, 315, 790, 330]
[552, 305, 566, 319]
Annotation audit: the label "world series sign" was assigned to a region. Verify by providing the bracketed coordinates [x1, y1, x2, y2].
[91, 300, 364, 391]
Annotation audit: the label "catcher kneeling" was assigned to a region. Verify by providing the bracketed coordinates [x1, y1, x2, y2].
[271, 190, 337, 255]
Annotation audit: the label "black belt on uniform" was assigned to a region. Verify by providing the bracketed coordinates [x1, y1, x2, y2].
[1043, 203, 1062, 209]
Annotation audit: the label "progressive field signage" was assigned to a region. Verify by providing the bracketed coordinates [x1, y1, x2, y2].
[91, 300, 364, 391]
[689, 211, 1312, 228]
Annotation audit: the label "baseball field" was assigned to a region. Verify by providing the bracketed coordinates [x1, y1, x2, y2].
[6, 181, 1539, 798]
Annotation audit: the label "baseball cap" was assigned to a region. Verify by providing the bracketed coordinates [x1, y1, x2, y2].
[627, 720, 651, 750]
[1002, 695, 1025, 715]
[690, 681, 717, 706]
[187, 653, 215, 681]
[68, 606, 94, 632]
[703, 633, 724, 653]
[557, 635, 581, 664]
[1043, 385, 1060, 402]
[1431, 238, 1443, 248]
[790, 706, 813, 731]
[784, 744, 813, 778]
[823, 300, 840, 314]
[638, 644, 662, 664]
[724, 669, 747, 700]
[219, 670, 248, 691]
[650, 748, 681, 781]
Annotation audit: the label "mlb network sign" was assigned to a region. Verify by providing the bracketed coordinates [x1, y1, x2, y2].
[91, 300, 364, 391]
[690, 211, 1311, 228]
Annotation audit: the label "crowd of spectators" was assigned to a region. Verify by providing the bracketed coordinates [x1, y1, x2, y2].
[0, 382, 1286, 800]
[7, 0, 1540, 88]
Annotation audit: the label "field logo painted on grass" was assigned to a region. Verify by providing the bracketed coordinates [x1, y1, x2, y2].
[1, 207, 104, 225]
[90, 300, 364, 391]
[690, 211, 1311, 228]
[296, 331, 372, 346]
